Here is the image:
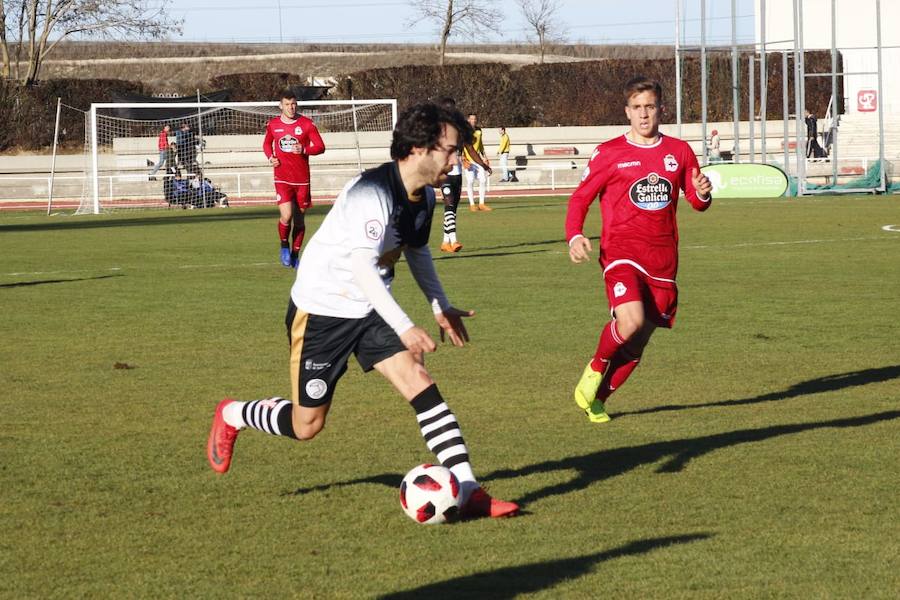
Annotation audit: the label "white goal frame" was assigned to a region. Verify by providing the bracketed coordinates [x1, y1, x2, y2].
[84, 99, 398, 214]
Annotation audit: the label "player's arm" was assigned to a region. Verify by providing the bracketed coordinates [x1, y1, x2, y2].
[681, 150, 712, 211]
[345, 191, 434, 360]
[262, 125, 279, 167]
[350, 248, 438, 361]
[304, 121, 326, 156]
[464, 143, 492, 174]
[565, 146, 607, 263]
[404, 245, 473, 347]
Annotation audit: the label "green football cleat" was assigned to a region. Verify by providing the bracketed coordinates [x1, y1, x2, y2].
[573, 362, 611, 423]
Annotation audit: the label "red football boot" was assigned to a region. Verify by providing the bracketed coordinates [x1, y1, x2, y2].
[207, 398, 239, 474]
[461, 486, 520, 519]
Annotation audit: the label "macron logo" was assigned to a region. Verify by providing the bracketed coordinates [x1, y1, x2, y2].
[617, 161, 641, 169]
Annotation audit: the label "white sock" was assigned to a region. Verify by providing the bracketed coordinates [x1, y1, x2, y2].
[223, 400, 245, 429]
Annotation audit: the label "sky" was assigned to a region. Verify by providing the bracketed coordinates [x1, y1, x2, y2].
[162, 0, 757, 46]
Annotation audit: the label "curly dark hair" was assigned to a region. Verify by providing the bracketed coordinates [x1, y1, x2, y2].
[390, 102, 473, 160]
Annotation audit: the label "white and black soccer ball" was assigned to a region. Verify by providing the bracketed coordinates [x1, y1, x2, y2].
[399, 464, 461, 524]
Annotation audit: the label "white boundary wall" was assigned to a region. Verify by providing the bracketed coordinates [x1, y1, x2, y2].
[755, 0, 899, 115]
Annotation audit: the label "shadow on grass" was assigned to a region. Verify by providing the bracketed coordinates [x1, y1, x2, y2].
[488, 410, 900, 507]
[285, 411, 900, 509]
[432, 237, 572, 261]
[615, 366, 900, 418]
[434, 248, 553, 261]
[377, 533, 711, 599]
[0, 273, 123, 288]
[0, 207, 282, 232]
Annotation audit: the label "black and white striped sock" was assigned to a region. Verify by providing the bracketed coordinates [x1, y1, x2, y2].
[225, 397, 297, 439]
[411, 384, 476, 486]
[443, 207, 457, 243]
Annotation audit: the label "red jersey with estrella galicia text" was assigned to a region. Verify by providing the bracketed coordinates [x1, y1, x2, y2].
[263, 114, 326, 186]
[565, 134, 711, 286]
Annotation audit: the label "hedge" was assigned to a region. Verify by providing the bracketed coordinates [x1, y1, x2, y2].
[0, 52, 839, 151]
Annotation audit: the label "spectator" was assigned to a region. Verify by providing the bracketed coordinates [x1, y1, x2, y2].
[498, 126, 511, 182]
[804, 109, 826, 159]
[148, 125, 171, 180]
[176, 123, 198, 174]
[708, 129, 721, 162]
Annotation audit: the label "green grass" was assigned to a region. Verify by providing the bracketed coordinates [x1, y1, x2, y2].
[1, 195, 899, 598]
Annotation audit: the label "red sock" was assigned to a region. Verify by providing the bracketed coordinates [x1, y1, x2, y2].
[278, 220, 290, 245]
[291, 227, 305, 253]
[598, 350, 640, 401]
[591, 320, 625, 372]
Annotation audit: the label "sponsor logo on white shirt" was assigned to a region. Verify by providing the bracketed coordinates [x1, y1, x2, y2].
[365, 220, 384, 241]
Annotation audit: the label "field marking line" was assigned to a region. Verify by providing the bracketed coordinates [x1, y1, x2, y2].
[4, 235, 896, 278]
[684, 235, 895, 250]
[882, 225, 900, 233]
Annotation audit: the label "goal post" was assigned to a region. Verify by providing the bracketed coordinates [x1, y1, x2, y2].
[78, 99, 398, 214]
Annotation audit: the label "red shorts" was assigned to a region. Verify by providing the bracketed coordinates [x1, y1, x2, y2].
[275, 183, 311, 209]
[603, 262, 678, 328]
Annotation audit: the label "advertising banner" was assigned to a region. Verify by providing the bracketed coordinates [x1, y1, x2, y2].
[701, 163, 789, 198]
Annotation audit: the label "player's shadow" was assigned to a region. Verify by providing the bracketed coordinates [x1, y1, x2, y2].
[614, 365, 900, 418]
[285, 411, 900, 507]
[0, 273, 123, 288]
[377, 533, 711, 599]
[434, 248, 552, 261]
[284, 472, 403, 496]
[486, 410, 900, 507]
[432, 237, 569, 261]
[0, 208, 277, 233]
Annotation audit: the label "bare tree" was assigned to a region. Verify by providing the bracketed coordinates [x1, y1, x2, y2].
[409, 0, 501, 66]
[1, 0, 181, 85]
[516, 0, 565, 64]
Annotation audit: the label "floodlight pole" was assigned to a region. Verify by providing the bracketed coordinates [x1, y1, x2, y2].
[830, 0, 838, 183]
[731, 0, 740, 163]
[749, 54, 755, 163]
[196, 89, 205, 177]
[782, 51, 790, 179]
[675, 0, 682, 138]
[875, 0, 885, 191]
[700, 0, 708, 165]
[794, 0, 806, 194]
[47, 97, 61, 215]
[760, 0, 767, 163]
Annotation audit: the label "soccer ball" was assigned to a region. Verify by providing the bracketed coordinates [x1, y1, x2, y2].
[399, 464, 461, 524]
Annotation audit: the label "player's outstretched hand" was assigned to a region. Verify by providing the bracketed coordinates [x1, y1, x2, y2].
[692, 167, 713, 199]
[436, 307, 474, 347]
[569, 236, 592, 264]
[400, 326, 437, 364]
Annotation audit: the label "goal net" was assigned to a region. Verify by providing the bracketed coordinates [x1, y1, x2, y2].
[76, 99, 397, 214]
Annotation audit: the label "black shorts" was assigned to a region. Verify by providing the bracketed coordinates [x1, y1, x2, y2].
[441, 174, 462, 211]
[285, 300, 406, 407]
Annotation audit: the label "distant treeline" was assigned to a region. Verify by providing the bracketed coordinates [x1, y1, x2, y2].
[0, 52, 839, 152]
[333, 52, 841, 127]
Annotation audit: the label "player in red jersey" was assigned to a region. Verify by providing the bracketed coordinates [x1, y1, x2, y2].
[565, 76, 713, 423]
[263, 90, 326, 268]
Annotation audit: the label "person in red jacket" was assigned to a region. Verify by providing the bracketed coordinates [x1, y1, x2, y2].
[148, 124, 171, 179]
[263, 90, 326, 268]
[565, 76, 713, 423]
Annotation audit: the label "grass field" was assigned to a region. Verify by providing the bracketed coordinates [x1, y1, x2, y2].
[1, 195, 899, 598]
